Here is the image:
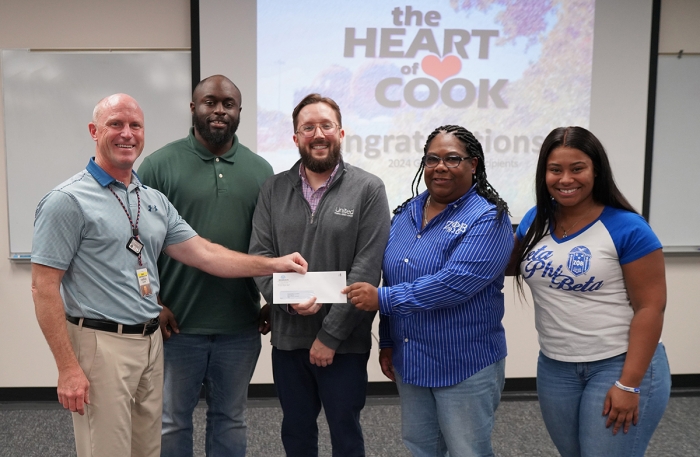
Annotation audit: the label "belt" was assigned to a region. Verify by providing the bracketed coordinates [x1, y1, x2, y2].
[66, 315, 160, 335]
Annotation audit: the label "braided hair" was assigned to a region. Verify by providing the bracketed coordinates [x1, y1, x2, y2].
[393, 125, 510, 217]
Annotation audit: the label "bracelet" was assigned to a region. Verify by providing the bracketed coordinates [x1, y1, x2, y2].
[614, 380, 640, 394]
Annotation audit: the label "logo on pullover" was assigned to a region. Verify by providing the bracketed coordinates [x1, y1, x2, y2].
[334, 207, 355, 217]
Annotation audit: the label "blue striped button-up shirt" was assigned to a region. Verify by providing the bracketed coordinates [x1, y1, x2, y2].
[378, 187, 513, 387]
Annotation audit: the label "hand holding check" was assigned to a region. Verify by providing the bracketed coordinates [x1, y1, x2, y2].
[342, 282, 379, 312]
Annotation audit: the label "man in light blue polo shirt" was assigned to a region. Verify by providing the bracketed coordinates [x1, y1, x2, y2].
[30, 93, 307, 457]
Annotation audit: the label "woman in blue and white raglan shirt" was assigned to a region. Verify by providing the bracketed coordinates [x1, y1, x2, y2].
[510, 127, 671, 457]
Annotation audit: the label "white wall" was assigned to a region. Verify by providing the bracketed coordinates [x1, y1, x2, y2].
[643, 0, 700, 375]
[0, 0, 190, 388]
[0, 0, 697, 388]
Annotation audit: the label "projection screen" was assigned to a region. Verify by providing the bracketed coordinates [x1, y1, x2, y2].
[199, 0, 653, 222]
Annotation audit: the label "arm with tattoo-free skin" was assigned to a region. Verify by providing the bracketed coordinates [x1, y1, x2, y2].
[32, 264, 90, 415]
[604, 249, 666, 435]
[164, 235, 307, 278]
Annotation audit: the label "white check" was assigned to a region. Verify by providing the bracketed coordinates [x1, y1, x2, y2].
[272, 271, 347, 304]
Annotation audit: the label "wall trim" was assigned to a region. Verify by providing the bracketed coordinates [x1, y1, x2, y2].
[642, 0, 662, 218]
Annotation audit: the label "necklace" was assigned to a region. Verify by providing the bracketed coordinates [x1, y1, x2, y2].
[559, 206, 592, 238]
[109, 185, 144, 265]
[423, 195, 431, 227]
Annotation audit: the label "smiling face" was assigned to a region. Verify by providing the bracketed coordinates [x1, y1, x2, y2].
[293, 102, 345, 173]
[545, 146, 596, 209]
[191, 76, 241, 152]
[89, 94, 144, 179]
[423, 132, 477, 204]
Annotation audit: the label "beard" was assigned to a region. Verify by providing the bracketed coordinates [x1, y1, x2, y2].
[193, 113, 239, 148]
[299, 140, 342, 173]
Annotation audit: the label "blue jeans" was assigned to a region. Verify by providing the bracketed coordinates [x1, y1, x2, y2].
[395, 358, 506, 457]
[160, 329, 261, 457]
[272, 348, 370, 457]
[537, 343, 671, 457]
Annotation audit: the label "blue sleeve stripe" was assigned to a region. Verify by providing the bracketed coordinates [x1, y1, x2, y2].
[601, 207, 662, 264]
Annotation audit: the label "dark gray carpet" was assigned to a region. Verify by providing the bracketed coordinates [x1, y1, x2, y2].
[1, 395, 698, 456]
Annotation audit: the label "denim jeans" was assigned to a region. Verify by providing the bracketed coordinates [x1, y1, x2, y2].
[160, 329, 261, 457]
[395, 358, 506, 457]
[272, 348, 370, 457]
[537, 343, 671, 457]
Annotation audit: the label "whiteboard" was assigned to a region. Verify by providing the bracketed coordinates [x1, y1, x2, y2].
[649, 55, 700, 250]
[2, 50, 192, 257]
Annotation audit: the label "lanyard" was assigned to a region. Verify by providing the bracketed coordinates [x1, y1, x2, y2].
[109, 185, 143, 266]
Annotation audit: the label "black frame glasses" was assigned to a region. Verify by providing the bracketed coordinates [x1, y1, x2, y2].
[422, 155, 472, 168]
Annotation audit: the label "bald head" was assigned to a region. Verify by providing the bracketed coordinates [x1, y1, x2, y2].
[192, 75, 241, 105]
[93, 93, 143, 124]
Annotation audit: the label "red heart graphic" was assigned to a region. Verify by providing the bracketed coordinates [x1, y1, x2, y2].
[421, 55, 462, 82]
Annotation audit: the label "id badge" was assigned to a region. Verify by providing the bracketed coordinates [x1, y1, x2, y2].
[137, 268, 152, 296]
[127, 236, 144, 256]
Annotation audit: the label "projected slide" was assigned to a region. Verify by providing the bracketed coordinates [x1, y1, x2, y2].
[257, 1, 595, 220]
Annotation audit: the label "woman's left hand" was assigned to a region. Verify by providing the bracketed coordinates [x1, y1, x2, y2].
[341, 283, 379, 311]
[603, 384, 640, 435]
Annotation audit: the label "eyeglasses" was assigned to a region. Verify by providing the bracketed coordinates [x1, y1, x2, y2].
[422, 155, 472, 168]
[296, 122, 340, 138]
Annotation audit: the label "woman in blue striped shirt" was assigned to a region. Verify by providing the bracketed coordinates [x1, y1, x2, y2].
[344, 125, 514, 457]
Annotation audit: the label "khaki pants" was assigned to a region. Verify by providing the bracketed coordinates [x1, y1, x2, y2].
[67, 321, 163, 457]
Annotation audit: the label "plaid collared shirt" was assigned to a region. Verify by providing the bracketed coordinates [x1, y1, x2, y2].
[299, 163, 340, 213]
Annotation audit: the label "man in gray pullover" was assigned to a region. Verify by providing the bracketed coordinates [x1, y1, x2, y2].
[249, 93, 390, 456]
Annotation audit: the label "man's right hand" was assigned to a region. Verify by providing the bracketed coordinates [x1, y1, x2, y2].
[275, 252, 308, 274]
[290, 296, 323, 316]
[57, 364, 90, 415]
[159, 305, 179, 341]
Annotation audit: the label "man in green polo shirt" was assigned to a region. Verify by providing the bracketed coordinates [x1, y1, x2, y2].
[138, 75, 273, 457]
